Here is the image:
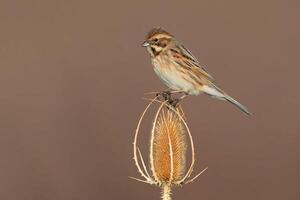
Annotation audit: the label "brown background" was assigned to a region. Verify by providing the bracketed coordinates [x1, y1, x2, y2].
[0, 0, 299, 200]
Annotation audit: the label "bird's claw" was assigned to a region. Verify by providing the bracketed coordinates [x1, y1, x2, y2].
[156, 91, 171, 101]
[168, 98, 180, 108]
[156, 91, 179, 108]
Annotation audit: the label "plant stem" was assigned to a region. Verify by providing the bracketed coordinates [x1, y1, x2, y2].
[161, 184, 171, 200]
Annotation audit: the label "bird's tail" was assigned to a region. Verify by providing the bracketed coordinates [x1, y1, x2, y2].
[202, 85, 251, 116]
[223, 94, 251, 116]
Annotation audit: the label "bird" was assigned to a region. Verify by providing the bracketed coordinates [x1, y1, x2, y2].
[142, 27, 251, 115]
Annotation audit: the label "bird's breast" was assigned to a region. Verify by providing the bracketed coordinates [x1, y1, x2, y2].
[151, 55, 201, 95]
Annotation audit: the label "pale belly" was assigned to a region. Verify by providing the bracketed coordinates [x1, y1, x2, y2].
[152, 59, 201, 95]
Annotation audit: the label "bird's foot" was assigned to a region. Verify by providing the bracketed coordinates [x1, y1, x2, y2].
[156, 91, 172, 102]
[167, 98, 180, 108]
[156, 91, 181, 109]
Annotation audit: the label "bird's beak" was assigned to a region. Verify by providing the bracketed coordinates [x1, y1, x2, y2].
[142, 41, 150, 47]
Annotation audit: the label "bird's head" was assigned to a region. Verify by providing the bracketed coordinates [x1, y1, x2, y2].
[142, 27, 173, 57]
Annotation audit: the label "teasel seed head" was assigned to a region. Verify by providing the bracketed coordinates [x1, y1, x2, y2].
[151, 108, 187, 184]
[131, 97, 208, 200]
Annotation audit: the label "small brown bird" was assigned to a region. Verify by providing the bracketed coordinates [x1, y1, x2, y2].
[142, 27, 251, 115]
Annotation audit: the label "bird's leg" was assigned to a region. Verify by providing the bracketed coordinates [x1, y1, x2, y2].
[167, 93, 188, 108]
[156, 90, 172, 102]
[156, 91, 187, 108]
[162, 91, 172, 102]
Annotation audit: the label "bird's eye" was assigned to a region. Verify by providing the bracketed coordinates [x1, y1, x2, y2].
[153, 38, 158, 42]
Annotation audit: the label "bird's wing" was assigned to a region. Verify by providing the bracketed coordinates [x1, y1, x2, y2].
[170, 44, 215, 83]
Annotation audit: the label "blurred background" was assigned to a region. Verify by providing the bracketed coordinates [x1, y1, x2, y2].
[0, 0, 299, 200]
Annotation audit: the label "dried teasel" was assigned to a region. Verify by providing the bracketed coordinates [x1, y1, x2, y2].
[131, 97, 207, 200]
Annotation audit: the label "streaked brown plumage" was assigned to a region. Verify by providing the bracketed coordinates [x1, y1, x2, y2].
[142, 27, 251, 115]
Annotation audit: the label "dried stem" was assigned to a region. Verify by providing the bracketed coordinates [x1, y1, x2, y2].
[133, 97, 157, 184]
[137, 147, 151, 178]
[161, 184, 172, 200]
[185, 167, 208, 184]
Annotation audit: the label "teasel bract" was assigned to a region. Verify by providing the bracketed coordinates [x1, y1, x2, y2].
[131, 97, 207, 200]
